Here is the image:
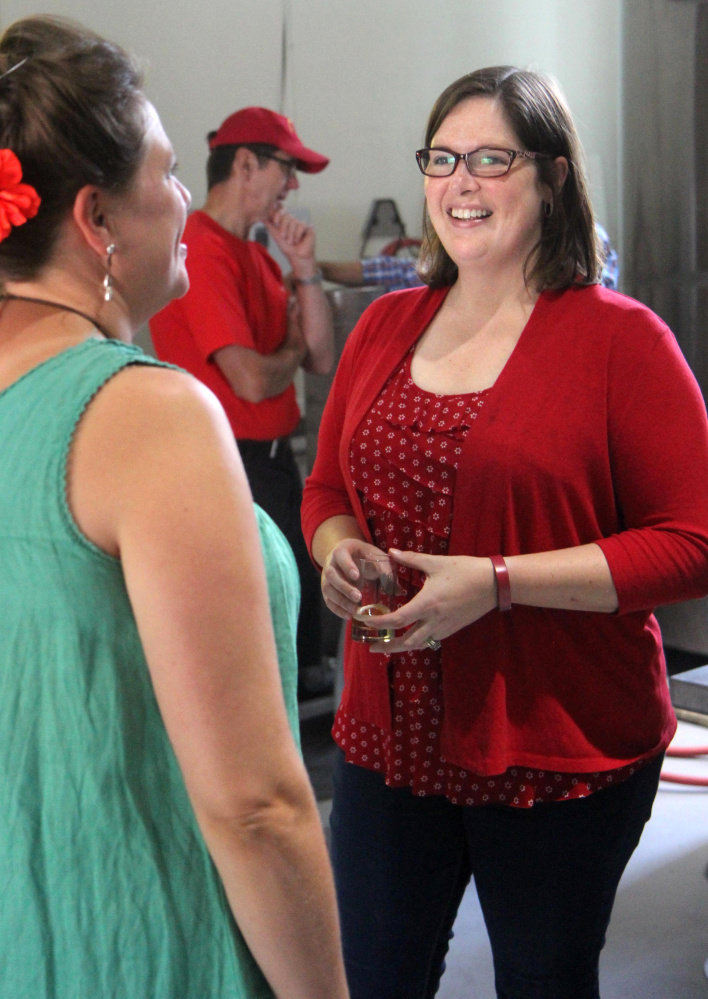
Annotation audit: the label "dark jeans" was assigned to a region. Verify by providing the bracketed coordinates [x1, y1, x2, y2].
[330, 749, 663, 999]
[237, 437, 321, 670]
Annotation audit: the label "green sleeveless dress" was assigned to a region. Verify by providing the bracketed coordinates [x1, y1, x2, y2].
[0, 336, 300, 998]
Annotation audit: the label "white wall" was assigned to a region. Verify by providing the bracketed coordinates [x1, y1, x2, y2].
[286, 0, 622, 257]
[0, 0, 622, 258]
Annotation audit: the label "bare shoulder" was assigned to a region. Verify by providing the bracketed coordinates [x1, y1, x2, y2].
[83, 361, 236, 460]
[100, 361, 224, 422]
[70, 361, 243, 554]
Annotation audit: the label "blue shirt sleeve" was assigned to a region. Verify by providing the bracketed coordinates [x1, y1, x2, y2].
[361, 256, 424, 292]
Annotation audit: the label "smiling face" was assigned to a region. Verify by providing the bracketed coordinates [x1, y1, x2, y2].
[424, 96, 553, 281]
[108, 102, 192, 326]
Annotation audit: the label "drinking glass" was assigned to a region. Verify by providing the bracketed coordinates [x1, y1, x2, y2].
[351, 555, 398, 644]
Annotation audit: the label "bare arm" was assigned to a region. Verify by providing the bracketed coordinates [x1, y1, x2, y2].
[319, 260, 365, 287]
[69, 367, 348, 999]
[363, 543, 618, 654]
[212, 297, 307, 403]
[505, 543, 618, 612]
[267, 210, 334, 374]
[293, 279, 334, 374]
[312, 513, 365, 570]
[312, 509, 617, 650]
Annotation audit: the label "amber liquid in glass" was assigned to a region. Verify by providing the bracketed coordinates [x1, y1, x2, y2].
[351, 602, 394, 643]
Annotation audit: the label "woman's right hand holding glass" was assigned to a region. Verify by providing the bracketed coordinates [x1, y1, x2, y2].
[321, 538, 388, 620]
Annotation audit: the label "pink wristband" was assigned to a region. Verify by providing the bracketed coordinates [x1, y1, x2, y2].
[490, 555, 512, 612]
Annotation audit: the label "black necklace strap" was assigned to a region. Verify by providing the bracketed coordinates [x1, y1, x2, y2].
[0, 293, 113, 340]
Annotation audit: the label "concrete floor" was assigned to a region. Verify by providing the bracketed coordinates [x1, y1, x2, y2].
[303, 718, 708, 998]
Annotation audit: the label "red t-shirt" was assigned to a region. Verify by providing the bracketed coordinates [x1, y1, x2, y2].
[150, 210, 300, 440]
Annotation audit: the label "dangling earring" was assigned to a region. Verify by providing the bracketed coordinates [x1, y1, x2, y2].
[543, 200, 553, 219]
[103, 243, 115, 302]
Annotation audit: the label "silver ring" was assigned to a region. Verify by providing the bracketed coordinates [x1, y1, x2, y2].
[426, 637, 442, 651]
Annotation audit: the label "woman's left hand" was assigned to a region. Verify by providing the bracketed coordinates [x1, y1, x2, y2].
[366, 548, 498, 653]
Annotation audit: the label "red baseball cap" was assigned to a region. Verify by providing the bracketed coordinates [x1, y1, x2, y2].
[207, 107, 329, 174]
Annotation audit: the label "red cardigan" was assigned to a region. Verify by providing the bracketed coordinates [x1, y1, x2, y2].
[302, 284, 708, 775]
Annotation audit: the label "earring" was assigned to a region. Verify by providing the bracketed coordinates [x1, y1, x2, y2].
[543, 200, 553, 219]
[103, 243, 115, 302]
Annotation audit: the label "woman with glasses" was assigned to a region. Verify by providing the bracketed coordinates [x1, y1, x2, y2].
[0, 17, 347, 999]
[302, 66, 708, 999]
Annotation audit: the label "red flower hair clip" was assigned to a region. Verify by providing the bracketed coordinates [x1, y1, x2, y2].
[0, 148, 41, 243]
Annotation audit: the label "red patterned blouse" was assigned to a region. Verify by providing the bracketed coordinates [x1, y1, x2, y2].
[333, 348, 651, 807]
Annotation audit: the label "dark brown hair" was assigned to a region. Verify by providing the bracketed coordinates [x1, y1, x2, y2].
[205, 141, 279, 190]
[0, 16, 146, 281]
[418, 66, 601, 291]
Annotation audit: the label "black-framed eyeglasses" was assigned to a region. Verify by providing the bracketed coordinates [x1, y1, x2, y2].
[416, 146, 551, 178]
[260, 152, 298, 178]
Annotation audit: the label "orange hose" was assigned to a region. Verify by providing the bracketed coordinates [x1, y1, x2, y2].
[660, 771, 708, 786]
[661, 744, 708, 783]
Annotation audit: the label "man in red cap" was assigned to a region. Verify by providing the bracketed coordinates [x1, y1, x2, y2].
[150, 107, 334, 698]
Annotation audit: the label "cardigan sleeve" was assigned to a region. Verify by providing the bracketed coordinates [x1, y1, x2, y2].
[596, 319, 708, 613]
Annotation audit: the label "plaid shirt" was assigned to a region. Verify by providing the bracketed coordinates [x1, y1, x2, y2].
[361, 255, 424, 292]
